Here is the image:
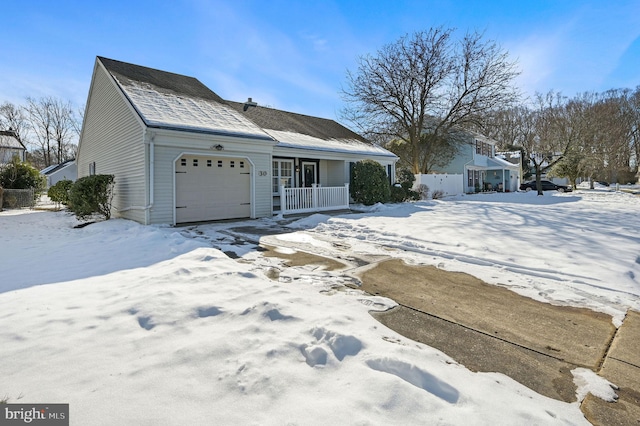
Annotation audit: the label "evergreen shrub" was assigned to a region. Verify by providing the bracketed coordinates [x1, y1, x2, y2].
[48, 179, 74, 206]
[68, 174, 115, 220]
[350, 160, 390, 205]
[0, 158, 46, 193]
[390, 168, 420, 202]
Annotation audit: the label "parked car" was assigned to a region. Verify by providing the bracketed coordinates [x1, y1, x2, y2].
[519, 180, 572, 192]
[597, 181, 610, 187]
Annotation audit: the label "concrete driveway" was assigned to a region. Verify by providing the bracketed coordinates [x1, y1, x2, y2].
[222, 224, 640, 425]
[357, 258, 640, 426]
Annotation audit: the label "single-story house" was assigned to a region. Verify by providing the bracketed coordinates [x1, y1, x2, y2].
[41, 159, 78, 187]
[430, 131, 520, 193]
[77, 57, 397, 225]
[0, 130, 26, 164]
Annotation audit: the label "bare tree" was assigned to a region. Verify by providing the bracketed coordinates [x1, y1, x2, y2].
[49, 98, 76, 164]
[593, 91, 631, 183]
[341, 27, 520, 173]
[631, 88, 640, 178]
[553, 90, 637, 187]
[548, 93, 600, 188]
[25, 97, 54, 167]
[486, 92, 579, 195]
[72, 104, 85, 137]
[24, 97, 78, 168]
[0, 102, 29, 146]
[618, 87, 640, 183]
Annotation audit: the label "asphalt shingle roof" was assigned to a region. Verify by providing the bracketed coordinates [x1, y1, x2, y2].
[98, 57, 272, 141]
[96, 57, 396, 157]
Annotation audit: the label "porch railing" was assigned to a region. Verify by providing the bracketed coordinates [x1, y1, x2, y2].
[280, 184, 350, 215]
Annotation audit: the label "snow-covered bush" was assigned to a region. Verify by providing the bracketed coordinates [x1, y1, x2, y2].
[416, 184, 429, 200]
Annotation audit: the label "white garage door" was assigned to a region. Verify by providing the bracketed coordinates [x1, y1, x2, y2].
[175, 155, 251, 223]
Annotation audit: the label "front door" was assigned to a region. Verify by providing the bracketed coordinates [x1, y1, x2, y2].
[302, 162, 316, 187]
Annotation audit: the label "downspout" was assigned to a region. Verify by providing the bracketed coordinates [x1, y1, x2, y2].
[149, 133, 154, 210]
[117, 130, 154, 221]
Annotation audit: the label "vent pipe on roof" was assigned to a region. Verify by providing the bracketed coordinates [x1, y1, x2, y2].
[243, 97, 257, 111]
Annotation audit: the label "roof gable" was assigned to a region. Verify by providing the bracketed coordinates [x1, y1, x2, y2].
[0, 131, 26, 150]
[97, 57, 272, 141]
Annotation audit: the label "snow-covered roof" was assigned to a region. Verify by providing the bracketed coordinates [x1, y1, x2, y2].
[98, 57, 273, 141]
[98, 57, 396, 159]
[41, 159, 75, 175]
[40, 164, 59, 174]
[266, 129, 395, 156]
[0, 131, 26, 150]
[225, 101, 397, 158]
[486, 156, 520, 170]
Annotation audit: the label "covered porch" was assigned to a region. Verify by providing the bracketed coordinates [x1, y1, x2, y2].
[483, 157, 520, 192]
[466, 158, 519, 193]
[279, 183, 350, 215]
[272, 157, 352, 214]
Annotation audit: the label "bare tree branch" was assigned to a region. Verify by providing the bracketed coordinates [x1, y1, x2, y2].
[341, 27, 520, 173]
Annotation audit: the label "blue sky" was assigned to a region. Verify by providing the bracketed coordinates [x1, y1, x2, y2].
[2, 0, 639, 121]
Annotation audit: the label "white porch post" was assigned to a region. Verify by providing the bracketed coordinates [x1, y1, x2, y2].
[344, 183, 350, 208]
[312, 183, 318, 209]
[280, 185, 287, 215]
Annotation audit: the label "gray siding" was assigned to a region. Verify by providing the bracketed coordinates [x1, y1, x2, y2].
[77, 63, 147, 223]
[150, 132, 273, 224]
[324, 160, 346, 186]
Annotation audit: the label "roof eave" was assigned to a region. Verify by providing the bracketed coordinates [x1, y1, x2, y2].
[146, 124, 275, 142]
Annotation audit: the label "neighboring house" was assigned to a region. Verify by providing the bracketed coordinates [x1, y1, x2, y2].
[77, 57, 397, 225]
[430, 132, 520, 193]
[0, 130, 26, 164]
[41, 159, 78, 188]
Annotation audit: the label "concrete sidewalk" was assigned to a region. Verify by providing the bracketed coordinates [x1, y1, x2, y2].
[357, 259, 640, 425]
[228, 225, 639, 424]
[581, 310, 640, 425]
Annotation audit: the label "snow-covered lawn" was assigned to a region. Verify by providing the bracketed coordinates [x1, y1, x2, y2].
[1, 189, 638, 425]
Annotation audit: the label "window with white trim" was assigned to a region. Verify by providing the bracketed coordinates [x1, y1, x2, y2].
[272, 159, 294, 194]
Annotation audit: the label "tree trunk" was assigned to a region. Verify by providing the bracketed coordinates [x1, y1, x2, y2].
[535, 165, 544, 196]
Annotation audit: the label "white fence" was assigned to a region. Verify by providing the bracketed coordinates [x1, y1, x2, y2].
[414, 173, 464, 197]
[280, 184, 350, 215]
